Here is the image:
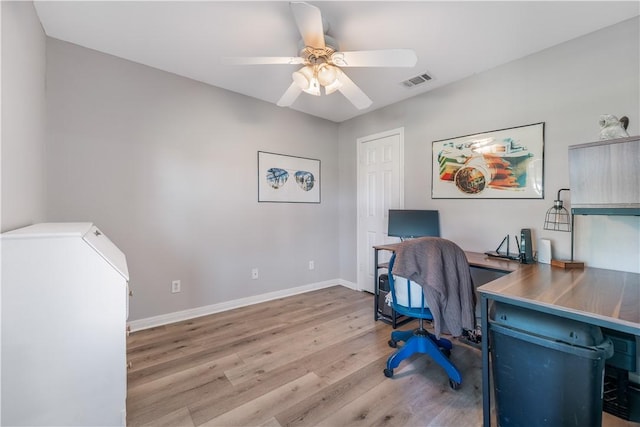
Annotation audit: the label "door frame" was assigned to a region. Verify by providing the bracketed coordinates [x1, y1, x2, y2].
[356, 127, 405, 292]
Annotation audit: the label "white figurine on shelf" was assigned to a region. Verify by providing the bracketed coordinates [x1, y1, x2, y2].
[599, 114, 629, 140]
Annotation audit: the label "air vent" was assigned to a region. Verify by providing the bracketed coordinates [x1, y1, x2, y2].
[401, 73, 432, 88]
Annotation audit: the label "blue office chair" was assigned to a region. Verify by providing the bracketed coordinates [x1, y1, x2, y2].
[383, 253, 462, 390]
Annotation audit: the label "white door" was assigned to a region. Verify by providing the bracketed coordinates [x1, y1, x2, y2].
[356, 128, 404, 293]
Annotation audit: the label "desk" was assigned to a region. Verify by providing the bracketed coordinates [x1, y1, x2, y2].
[372, 243, 520, 325]
[373, 243, 520, 273]
[373, 243, 640, 426]
[478, 263, 640, 426]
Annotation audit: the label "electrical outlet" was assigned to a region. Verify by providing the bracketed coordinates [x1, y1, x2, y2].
[309, 260, 315, 270]
[171, 280, 181, 293]
[251, 268, 259, 279]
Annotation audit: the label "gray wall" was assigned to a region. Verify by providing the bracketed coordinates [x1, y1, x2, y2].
[338, 17, 640, 280]
[1, 1, 47, 231]
[3, 4, 639, 324]
[45, 39, 340, 321]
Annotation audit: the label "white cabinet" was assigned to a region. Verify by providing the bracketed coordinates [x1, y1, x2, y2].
[568, 136, 640, 210]
[1, 223, 129, 426]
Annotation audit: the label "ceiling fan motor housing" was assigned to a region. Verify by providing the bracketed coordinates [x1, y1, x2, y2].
[297, 34, 339, 64]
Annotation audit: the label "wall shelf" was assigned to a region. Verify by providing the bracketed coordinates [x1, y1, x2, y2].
[568, 135, 639, 213]
[572, 207, 640, 216]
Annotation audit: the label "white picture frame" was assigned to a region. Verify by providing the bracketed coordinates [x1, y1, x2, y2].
[258, 151, 321, 203]
[432, 122, 545, 199]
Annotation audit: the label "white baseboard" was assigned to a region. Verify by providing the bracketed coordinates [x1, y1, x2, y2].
[128, 278, 359, 332]
[336, 278, 358, 290]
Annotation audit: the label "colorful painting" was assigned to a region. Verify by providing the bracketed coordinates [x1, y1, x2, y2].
[432, 123, 544, 199]
[258, 151, 320, 203]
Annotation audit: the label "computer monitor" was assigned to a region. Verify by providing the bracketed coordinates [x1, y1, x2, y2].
[387, 209, 440, 239]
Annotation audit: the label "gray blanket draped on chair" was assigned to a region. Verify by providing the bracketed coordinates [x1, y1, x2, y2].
[391, 237, 475, 338]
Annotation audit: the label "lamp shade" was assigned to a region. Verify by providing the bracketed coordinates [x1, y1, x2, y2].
[292, 66, 320, 96]
[292, 66, 313, 90]
[304, 77, 321, 96]
[323, 78, 342, 95]
[317, 64, 338, 86]
[543, 188, 571, 232]
[544, 201, 571, 232]
[293, 64, 341, 97]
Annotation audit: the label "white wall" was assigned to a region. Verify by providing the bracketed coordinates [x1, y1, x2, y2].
[338, 17, 640, 280]
[1, 2, 47, 422]
[1, 1, 47, 231]
[45, 39, 340, 321]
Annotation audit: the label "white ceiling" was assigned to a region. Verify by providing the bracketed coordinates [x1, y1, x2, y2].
[33, 1, 639, 123]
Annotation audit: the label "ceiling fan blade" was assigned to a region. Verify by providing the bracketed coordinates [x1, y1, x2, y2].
[336, 70, 372, 110]
[290, 2, 325, 49]
[221, 56, 305, 65]
[331, 49, 417, 68]
[277, 82, 303, 107]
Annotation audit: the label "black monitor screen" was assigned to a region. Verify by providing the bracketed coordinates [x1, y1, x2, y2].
[387, 210, 440, 239]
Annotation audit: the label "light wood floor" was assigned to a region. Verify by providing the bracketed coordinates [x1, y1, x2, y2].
[126, 285, 638, 427]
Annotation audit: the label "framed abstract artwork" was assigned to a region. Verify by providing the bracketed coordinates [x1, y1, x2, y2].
[258, 151, 321, 203]
[432, 122, 545, 199]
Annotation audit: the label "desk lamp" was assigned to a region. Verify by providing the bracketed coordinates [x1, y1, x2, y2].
[544, 188, 571, 232]
[543, 188, 584, 268]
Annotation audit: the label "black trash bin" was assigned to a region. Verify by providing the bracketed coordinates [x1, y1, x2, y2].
[490, 302, 614, 427]
[377, 274, 393, 317]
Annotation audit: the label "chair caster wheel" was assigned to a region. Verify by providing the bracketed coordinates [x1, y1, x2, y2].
[449, 379, 461, 390]
[384, 368, 394, 378]
[388, 339, 397, 348]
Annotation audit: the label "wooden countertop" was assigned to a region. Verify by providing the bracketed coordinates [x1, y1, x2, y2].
[478, 263, 640, 334]
[373, 242, 640, 334]
[373, 243, 521, 272]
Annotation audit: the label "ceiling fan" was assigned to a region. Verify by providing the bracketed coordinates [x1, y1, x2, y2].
[222, 1, 417, 110]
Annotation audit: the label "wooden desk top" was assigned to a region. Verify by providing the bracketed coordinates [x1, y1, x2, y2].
[373, 243, 521, 272]
[478, 263, 640, 334]
[373, 242, 640, 334]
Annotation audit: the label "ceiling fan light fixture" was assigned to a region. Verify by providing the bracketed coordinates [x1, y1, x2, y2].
[317, 64, 338, 86]
[294, 65, 321, 96]
[323, 78, 342, 95]
[303, 76, 321, 96]
[292, 66, 313, 90]
[224, 2, 418, 110]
